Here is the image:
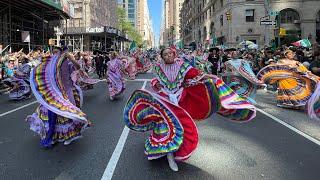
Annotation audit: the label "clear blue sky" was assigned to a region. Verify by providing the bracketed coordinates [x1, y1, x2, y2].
[148, 0, 162, 45]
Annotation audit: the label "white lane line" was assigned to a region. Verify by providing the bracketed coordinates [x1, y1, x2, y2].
[99, 79, 151, 82]
[101, 80, 147, 180]
[141, 80, 147, 90]
[101, 126, 130, 180]
[0, 101, 37, 117]
[257, 108, 320, 146]
[126, 79, 151, 82]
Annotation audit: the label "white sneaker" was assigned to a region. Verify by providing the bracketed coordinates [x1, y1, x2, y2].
[63, 135, 83, 146]
[167, 153, 178, 172]
[109, 96, 114, 101]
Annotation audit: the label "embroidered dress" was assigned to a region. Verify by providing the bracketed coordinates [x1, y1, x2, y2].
[195, 55, 212, 74]
[3, 63, 32, 100]
[123, 59, 256, 163]
[135, 54, 152, 73]
[107, 58, 125, 98]
[71, 59, 99, 90]
[307, 82, 320, 121]
[122, 57, 137, 80]
[26, 54, 89, 148]
[222, 59, 265, 103]
[258, 61, 320, 108]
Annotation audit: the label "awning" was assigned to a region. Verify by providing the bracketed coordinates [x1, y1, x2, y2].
[0, 0, 70, 20]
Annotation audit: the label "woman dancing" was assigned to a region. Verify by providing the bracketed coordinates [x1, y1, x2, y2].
[106, 52, 125, 100]
[222, 48, 266, 103]
[258, 49, 319, 109]
[26, 48, 89, 148]
[123, 47, 256, 171]
[3, 55, 32, 100]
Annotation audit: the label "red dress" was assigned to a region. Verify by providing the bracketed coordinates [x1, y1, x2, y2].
[124, 59, 256, 161]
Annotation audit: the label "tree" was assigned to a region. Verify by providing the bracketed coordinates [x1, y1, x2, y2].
[116, 7, 143, 46]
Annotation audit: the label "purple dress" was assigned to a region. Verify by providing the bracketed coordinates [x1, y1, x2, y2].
[26, 54, 89, 148]
[107, 58, 125, 98]
[3, 63, 31, 100]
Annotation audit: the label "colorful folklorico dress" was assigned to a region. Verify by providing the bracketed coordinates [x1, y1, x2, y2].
[135, 53, 152, 73]
[3, 63, 32, 100]
[307, 82, 320, 121]
[26, 54, 89, 148]
[106, 58, 125, 100]
[195, 55, 212, 74]
[121, 56, 137, 80]
[71, 58, 99, 90]
[123, 59, 256, 170]
[182, 54, 196, 67]
[222, 58, 266, 103]
[258, 59, 320, 109]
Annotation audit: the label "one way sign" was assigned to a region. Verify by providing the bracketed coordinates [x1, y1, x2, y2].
[260, 20, 276, 26]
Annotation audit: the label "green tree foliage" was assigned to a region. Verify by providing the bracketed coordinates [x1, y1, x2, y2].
[116, 7, 143, 46]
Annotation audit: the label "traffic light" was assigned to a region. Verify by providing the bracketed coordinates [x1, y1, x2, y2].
[226, 11, 232, 21]
[279, 28, 286, 36]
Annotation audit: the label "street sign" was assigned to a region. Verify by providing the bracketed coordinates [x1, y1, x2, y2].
[269, 11, 279, 17]
[260, 20, 276, 26]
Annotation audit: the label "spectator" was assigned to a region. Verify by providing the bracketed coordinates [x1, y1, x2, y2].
[309, 51, 320, 76]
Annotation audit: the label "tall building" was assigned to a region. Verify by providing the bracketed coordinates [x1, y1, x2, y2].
[181, 0, 266, 48]
[118, 0, 137, 27]
[62, 0, 127, 51]
[180, 0, 320, 48]
[136, 0, 154, 48]
[160, 0, 184, 46]
[268, 0, 320, 45]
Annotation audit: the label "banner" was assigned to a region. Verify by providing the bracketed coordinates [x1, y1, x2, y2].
[21, 31, 30, 43]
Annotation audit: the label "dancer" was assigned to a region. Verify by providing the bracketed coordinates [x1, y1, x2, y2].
[106, 51, 125, 100]
[71, 52, 99, 90]
[26, 48, 89, 148]
[195, 50, 212, 73]
[3, 55, 32, 100]
[258, 49, 319, 109]
[123, 47, 256, 172]
[221, 48, 266, 103]
[120, 55, 137, 80]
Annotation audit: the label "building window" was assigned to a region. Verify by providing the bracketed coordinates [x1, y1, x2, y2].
[220, 15, 223, 26]
[280, 9, 300, 24]
[220, 0, 223, 7]
[245, 9, 255, 22]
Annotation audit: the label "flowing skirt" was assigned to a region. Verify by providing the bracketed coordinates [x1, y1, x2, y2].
[3, 78, 31, 100]
[123, 78, 256, 161]
[307, 82, 320, 121]
[107, 70, 125, 98]
[258, 65, 318, 108]
[71, 70, 99, 90]
[26, 54, 89, 148]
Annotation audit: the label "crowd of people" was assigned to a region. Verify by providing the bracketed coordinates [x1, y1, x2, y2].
[1, 42, 320, 172]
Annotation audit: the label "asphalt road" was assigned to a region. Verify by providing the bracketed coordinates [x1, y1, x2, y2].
[1, 73, 320, 180]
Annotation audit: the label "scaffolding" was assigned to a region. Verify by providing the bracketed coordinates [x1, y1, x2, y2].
[0, 0, 69, 53]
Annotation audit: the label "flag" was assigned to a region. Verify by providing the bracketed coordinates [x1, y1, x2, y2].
[129, 41, 137, 53]
[176, 41, 184, 49]
[292, 39, 311, 48]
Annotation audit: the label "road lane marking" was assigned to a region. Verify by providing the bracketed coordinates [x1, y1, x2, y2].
[101, 127, 130, 180]
[101, 80, 147, 180]
[141, 80, 147, 90]
[0, 101, 37, 117]
[257, 108, 320, 146]
[99, 79, 151, 82]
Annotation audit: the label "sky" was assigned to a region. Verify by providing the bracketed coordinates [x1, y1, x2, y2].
[148, 0, 162, 45]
